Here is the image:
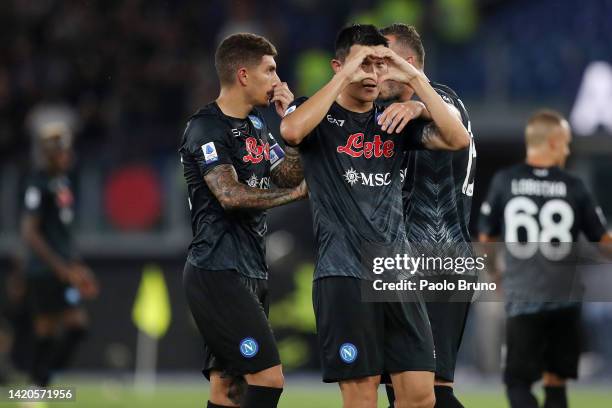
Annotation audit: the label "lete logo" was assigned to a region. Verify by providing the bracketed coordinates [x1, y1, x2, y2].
[243, 137, 271, 164]
[336, 133, 394, 159]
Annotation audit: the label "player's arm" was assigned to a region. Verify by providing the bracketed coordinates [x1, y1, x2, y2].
[477, 174, 505, 281]
[270, 145, 304, 188]
[205, 164, 307, 211]
[380, 49, 470, 150]
[21, 213, 72, 281]
[268, 82, 305, 188]
[280, 46, 379, 146]
[577, 181, 612, 257]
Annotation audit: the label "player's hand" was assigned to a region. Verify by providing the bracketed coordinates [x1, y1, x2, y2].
[377, 101, 426, 134]
[378, 48, 422, 84]
[339, 46, 380, 84]
[272, 82, 294, 118]
[67, 263, 100, 299]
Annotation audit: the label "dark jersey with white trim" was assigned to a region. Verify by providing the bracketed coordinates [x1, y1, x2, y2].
[402, 82, 476, 274]
[179, 102, 285, 279]
[478, 163, 607, 316]
[286, 97, 428, 281]
[23, 171, 76, 277]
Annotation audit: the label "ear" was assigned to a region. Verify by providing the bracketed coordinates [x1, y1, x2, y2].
[331, 59, 342, 74]
[237, 67, 248, 87]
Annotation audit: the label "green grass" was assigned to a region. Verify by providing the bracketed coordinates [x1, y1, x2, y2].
[1, 382, 611, 407]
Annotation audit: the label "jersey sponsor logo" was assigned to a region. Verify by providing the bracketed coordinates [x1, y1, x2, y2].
[343, 168, 392, 187]
[246, 174, 271, 189]
[202, 142, 219, 164]
[339, 343, 358, 364]
[337, 133, 394, 159]
[248, 115, 263, 130]
[243, 137, 271, 164]
[239, 337, 259, 358]
[326, 114, 345, 127]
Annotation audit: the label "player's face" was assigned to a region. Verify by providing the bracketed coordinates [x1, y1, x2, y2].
[342, 45, 387, 103]
[46, 147, 72, 173]
[379, 35, 407, 101]
[247, 55, 280, 107]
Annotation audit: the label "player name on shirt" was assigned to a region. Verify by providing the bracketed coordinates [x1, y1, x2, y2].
[510, 178, 567, 197]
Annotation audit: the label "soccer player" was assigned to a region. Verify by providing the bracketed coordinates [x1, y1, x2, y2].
[377, 24, 476, 408]
[478, 110, 612, 408]
[21, 122, 98, 388]
[281, 24, 470, 408]
[179, 33, 306, 408]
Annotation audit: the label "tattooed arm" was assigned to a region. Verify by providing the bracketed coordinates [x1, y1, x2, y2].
[205, 164, 307, 211]
[270, 146, 304, 188]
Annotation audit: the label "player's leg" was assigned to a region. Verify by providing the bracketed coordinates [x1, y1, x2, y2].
[183, 263, 282, 408]
[30, 312, 60, 387]
[313, 277, 385, 408]
[384, 298, 436, 408]
[541, 306, 581, 408]
[28, 276, 66, 387]
[208, 370, 239, 407]
[504, 312, 546, 408]
[389, 371, 435, 408]
[338, 375, 380, 408]
[429, 299, 472, 408]
[51, 307, 88, 373]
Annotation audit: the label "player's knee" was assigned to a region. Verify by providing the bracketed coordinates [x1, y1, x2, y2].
[340, 379, 379, 408]
[542, 372, 566, 387]
[246, 366, 284, 388]
[396, 388, 435, 408]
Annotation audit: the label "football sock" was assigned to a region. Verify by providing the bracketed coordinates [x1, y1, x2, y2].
[506, 384, 539, 408]
[543, 386, 567, 408]
[241, 385, 283, 408]
[434, 385, 465, 408]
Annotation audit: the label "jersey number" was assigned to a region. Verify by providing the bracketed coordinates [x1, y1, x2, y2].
[504, 197, 574, 260]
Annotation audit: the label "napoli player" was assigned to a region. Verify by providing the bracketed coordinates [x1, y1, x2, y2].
[478, 110, 612, 408]
[377, 24, 476, 408]
[180, 33, 306, 408]
[281, 24, 470, 408]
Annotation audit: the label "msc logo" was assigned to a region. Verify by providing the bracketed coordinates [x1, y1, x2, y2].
[327, 114, 345, 127]
[240, 337, 259, 358]
[343, 168, 393, 187]
[339, 343, 358, 364]
[337, 133, 394, 159]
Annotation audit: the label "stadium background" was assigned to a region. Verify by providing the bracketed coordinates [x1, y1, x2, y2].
[0, 0, 611, 406]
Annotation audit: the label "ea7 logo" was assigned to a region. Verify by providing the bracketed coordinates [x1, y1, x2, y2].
[327, 115, 345, 127]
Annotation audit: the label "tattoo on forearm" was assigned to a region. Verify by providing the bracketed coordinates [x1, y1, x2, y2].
[205, 164, 298, 210]
[271, 146, 304, 188]
[420, 123, 440, 148]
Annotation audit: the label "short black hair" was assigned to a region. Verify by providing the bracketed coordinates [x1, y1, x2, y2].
[334, 24, 388, 61]
[380, 23, 425, 68]
[215, 33, 277, 85]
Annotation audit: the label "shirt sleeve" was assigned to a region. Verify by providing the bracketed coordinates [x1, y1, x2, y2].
[576, 180, 608, 241]
[478, 172, 505, 237]
[400, 118, 429, 151]
[23, 177, 45, 217]
[183, 116, 234, 175]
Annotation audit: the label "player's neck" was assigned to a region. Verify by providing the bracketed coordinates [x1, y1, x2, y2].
[526, 152, 557, 168]
[216, 87, 253, 119]
[336, 92, 373, 113]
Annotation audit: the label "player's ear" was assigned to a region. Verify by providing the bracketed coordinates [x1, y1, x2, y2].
[331, 59, 342, 74]
[237, 67, 248, 87]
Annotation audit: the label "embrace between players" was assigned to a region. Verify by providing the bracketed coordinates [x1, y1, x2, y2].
[180, 24, 473, 408]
